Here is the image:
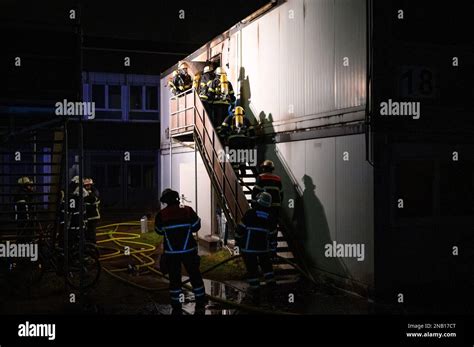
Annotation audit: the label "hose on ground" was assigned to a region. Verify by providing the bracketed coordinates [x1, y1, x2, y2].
[96, 221, 313, 314]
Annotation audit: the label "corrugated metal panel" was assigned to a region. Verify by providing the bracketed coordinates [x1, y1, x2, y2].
[335, 0, 366, 109]
[160, 75, 172, 145]
[335, 134, 374, 285]
[303, 138, 338, 272]
[279, 0, 305, 122]
[241, 20, 260, 118]
[304, 0, 336, 115]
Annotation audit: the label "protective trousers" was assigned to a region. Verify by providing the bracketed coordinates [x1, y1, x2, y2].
[166, 251, 206, 309]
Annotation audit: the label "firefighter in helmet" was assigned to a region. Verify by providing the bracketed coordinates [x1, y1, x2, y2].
[252, 160, 283, 254]
[168, 62, 192, 96]
[14, 176, 35, 238]
[208, 67, 236, 126]
[236, 192, 278, 305]
[155, 189, 206, 315]
[219, 106, 255, 175]
[83, 178, 100, 244]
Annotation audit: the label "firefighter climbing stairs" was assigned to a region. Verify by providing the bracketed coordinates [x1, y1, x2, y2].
[0, 118, 66, 242]
[236, 165, 299, 282]
[169, 89, 300, 284]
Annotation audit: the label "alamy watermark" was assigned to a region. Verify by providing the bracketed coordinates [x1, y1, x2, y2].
[0, 241, 38, 261]
[55, 99, 95, 119]
[379, 99, 420, 119]
[217, 147, 257, 167]
[324, 241, 365, 262]
[18, 321, 56, 341]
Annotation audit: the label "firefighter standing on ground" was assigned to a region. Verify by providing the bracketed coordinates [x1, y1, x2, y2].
[67, 176, 88, 247]
[83, 178, 100, 244]
[154, 189, 206, 314]
[236, 192, 278, 304]
[209, 67, 236, 126]
[252, 160, 283, 254]
[14, 176, 35, 239]
[168, 62, 192, 96]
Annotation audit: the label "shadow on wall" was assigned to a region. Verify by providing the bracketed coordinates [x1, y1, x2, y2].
[255, 110, 351, 284]
[237, 64, 350, 282]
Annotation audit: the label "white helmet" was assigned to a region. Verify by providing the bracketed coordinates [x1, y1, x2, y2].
[215, 67, 226, 76]
[203, 65, 213, 74]
[178, 62, 188, 70]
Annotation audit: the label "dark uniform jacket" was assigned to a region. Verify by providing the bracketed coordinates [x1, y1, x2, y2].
[220, 115, 255, 138]
[14, 187, 34, 222]
[155, 204, 201, 254]
[236, 208, 278, 253]
[252, 173, 283, 208]
[169, 70, 192, 95]
[84, 187, 101, 221]
[66, 188, 88, 233]
[198, 72, 216, 101]
[208, 78, 236, 105]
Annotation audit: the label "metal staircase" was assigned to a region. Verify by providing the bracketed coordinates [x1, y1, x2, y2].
[169, 89, 300, 282]
[0, 118, 66, 242]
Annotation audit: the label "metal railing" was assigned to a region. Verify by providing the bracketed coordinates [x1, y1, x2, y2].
[169, 89, 249, 228]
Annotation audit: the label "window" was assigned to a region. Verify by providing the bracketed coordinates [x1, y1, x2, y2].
[108, 85, 121, 109]
[145, 86, 158, 110]
[143, 165, 154, 189]
[130, 86, 142, 110]
[92, 84, 105, 108]
[107, 164, 121, 187]
[127, 165, 142, 188]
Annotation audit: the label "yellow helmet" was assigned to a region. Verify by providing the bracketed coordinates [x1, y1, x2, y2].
[18, 176, 33, 185]
[234, 106, 245, 116]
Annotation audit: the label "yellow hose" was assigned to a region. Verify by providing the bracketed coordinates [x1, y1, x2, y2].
[96, 222, 302, 315]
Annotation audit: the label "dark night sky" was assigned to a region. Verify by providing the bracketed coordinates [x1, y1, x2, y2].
[0, 0, 271, 46]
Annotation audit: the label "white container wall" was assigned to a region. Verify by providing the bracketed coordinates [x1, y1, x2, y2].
[274, 134, 374, 287]
[160, 0, 372, 289]
[160, 147, 213, 240]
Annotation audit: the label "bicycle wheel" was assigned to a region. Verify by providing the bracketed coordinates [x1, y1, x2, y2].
[66, 248, 101, 290]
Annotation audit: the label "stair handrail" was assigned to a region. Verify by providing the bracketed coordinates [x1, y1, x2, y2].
[169, 89, 250, 230]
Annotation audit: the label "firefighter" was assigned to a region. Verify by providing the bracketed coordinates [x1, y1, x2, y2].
[154, 189, 206, 315]
[252, 160, 283, 254]
[83, 178, 100, 244]
[236, 192, 278, 304]
[209, 67, 236, 126]
[67, 176, 88, 247]
[168, 62, 192, 96]
[192, 71, 201, 91]
[219, 106, 255, 175]
[14, 176, 35, 239]
[198, 64, 215, 103]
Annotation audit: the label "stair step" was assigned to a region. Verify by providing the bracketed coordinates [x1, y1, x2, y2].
[274, 268, 299, 277]
[276, 247, 291, 253]
[273, 256, 295, 265]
